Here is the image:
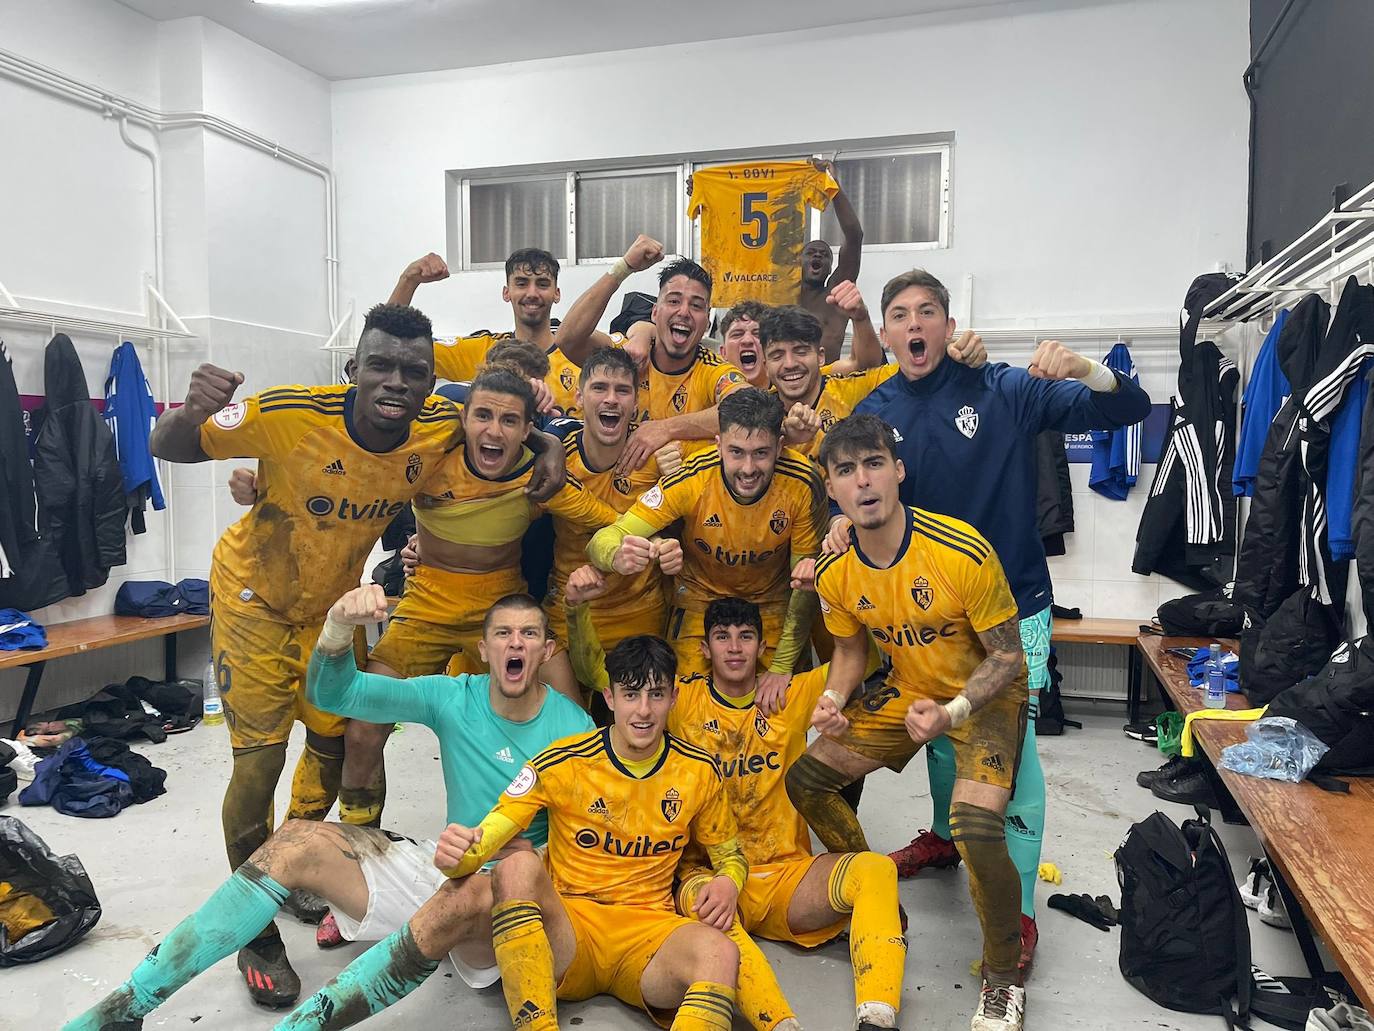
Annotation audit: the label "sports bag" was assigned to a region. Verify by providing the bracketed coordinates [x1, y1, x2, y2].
[1115, 805, 1251, 1027]
[1265, 637, 1374, 775]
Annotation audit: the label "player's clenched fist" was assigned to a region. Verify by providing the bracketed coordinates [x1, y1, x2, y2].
[612, 535, 655, 575]
[184, 363, 244, 423]
[433, 823, 483, 874]
[811, 695, 850, 736]
[565, 564, 609, 606]
[904, 698, 953, 746]
[624, 235, 665, 273]
[1028, 339, 1091, 381]
[327, 584, 389, 627]
[653, 537, 684, 576]
[228, 467, 258, 507]
[782, 402, 821, 449]
[825, 280, 869, 322]
[790, 557, 817, 591]
[693, 876, 740, 931]
[653, 441, 683, 478]
[947, 330, 988, 369]
[403, 252, 450, 285]
[823, 515, 854, 557]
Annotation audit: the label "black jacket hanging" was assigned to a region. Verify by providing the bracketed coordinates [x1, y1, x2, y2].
[31, 334, 127, 599]
[0, 341, 67, 611]
[1233, 294, 1330, 617]
[1035, 431, 1074, 556]
[1296, 277, 1374, 615]
[1133, 275, 1242, 588]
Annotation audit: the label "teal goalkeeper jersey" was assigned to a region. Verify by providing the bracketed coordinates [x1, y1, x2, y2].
[307, 650, 593, 845]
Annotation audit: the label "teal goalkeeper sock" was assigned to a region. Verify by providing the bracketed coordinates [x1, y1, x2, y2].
[1004, 717, 1046, 918]
[926, 735, 957, 840]
[275, 925, 439, 1029]
[62, 863, 289, 1030]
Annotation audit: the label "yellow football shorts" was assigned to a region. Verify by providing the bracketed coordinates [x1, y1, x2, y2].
[679, 856, 845, 949]
[556, 895, 701, 1027]
[829, 673, 1029, 790]
[209, 601, 364, 749]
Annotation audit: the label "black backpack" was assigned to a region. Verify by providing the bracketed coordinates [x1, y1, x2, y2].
[1238, 589, 1341, 706]
[1154, 588, 1258, 638]
[1266, 637, 1374, 775]
[1115, 806, 1251, 1027]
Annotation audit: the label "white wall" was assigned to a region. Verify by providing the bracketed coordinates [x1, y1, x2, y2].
[331, 0, 1250, 336]
[329, 0, 1251, 620]
[0, 2, 335, 719]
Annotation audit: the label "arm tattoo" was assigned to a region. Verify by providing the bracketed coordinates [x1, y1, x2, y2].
[960, 616, 1024, 713]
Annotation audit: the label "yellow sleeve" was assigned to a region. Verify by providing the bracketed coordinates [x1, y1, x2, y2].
[587, 509, 663, 570]
[802, 165, 840, 211]
[587, 474, 696, 568]
[542, 476, 621, 529]
[199, 391, 298, 461]
[704, 837, 748, 892]
[566, 602, 610, 694]
[816, 560, 864, 640]
[443, 761, 549, 878]
[705, 364, 748, 406]
[433, 335, 490, 383]
[956, 544, 1020, 633]
[768, 588, 819, 675]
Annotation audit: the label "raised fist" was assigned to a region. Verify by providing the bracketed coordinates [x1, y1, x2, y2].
[326, 584, 389, 627]
[1028, 339, 1092, 381]
[403, 252, 449, 285]
[825, 280, 869, 322]
[624, 235, 665, 273]
[185, 364, 244, 424]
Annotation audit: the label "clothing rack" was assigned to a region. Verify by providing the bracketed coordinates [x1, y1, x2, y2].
[1203, 176, 1374, 324]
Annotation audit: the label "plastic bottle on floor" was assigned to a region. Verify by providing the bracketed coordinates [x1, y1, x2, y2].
[203, 658, 224, 726]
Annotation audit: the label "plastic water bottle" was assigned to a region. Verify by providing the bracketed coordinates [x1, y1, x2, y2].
[1205, 643, 1226, 708]
[203, 658, 225, 726]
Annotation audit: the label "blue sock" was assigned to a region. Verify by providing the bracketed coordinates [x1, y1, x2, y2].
[1005, 718, 1045, 917]
[926, 735, 957, 840]
[275, 925, 439, 1029]
[62, 863, 289, 1030]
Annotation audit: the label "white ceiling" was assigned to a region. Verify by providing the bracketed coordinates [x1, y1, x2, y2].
[115, 0, 1023, 81]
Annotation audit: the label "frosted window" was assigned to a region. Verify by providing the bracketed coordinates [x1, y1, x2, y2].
[818, 152, 943, 245]
[468, 178, 566, 264]
[577, 172, 677, 259]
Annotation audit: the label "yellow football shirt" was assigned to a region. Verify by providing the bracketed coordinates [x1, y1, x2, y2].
[617, 447, 825, 611]
[636, 346, 747, 426]
[434, 332, 619, 419]
[814, 506, 1019, 702]
[688, 161, 839, 306]
[199, 384, 461, 624]
[547, 427, 662, 618]
[487, 727, 736, 910]
[414, 441, 618, 548]
[792, 364, 900, 461]
[669, 668, 825, 867]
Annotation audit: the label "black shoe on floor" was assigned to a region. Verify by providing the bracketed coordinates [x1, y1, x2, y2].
[281, 887, 328, 925]
[237, 935, 302, 1009]
[858, 1024, 901, 1030]
[1151, 765, 1220, 807]
[1123, 720, 1159, 744]
[1136, 754, 1191, 788]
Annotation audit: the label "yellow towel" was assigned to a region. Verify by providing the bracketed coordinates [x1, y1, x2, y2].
[1181, 706, 1268, 757]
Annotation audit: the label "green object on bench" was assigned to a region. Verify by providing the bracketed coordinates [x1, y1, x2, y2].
[1156, 711, 1183, 756]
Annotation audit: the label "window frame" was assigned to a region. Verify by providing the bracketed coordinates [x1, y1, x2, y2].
[448, 134, 953, 272]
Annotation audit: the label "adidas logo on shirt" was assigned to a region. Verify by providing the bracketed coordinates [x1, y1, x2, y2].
[703, 513, 722, 527]
[322, 459, 346, 476]
[495, 747, 514, 764]
[587, 797, 609, 817]
[702, 719, 720, 734]
[856, 595, 876, 611]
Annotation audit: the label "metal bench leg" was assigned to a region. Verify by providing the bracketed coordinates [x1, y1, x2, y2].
[164, 632, 178, 681]
[1127, 646, 1144, 724]
[1267, 854, 1329, 981]
[11, 661, 46, 738]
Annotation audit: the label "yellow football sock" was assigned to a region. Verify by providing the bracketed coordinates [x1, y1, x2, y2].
[673, 980, 736, 1030]
[828, 851, 904, 1025]
[676, 876, 794, 1031]
[491, 900, 558, 1031]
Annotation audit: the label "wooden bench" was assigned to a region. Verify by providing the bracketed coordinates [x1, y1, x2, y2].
[0, 613, 210, 737]
[1137, 634, 1374, 1007]
[1050, 616, 1147, 720]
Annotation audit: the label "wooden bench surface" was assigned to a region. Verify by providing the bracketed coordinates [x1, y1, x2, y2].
[1137, 635, 1374, 1006]
[1050, 616, 1143, 645]
[0, 613, 209, 671]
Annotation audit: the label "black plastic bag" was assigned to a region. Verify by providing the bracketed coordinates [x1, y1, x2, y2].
[0, 816, 101, 964]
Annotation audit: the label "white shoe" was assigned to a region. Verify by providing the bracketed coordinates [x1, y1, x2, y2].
[970, 981, 1025, 1030]
[1, 738, 37, 782]
[1258, 880, 1291, 929]
[1239, 857, 1268, 910]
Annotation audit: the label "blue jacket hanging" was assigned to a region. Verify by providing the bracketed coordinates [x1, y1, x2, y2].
[1233, 309, 1291, 497]
[103, 341, 164, 535]
[1088, 342, 1143, 499]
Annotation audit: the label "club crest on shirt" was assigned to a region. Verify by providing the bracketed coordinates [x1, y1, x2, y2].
[911, 576, 934, 610]
[955, 405, 979, 439]
[560, 367, 575, 391]
[769, 509, 789, 535]
[819, 408, 836, 431]
[671, 384, 689, 413]
[613, 475, 632, 495]
[661, 787, 682, 823]
[754, 711, 771, 738]
[405, 453, 423, 484]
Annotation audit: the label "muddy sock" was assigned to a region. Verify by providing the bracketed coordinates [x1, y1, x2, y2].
[950, 801, 1021, 982]
[286, 731, 344, 823]
[273, 925, 438, 1030]
[785, 754, 868, 853]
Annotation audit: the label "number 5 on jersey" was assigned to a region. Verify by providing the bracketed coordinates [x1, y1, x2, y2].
[740, 192, 769, 249]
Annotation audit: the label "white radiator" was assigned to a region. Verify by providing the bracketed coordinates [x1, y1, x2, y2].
[1054, 643, 1130, 701]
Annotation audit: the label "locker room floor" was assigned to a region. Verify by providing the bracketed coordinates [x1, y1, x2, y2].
[31, 712, 1314, 1030]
